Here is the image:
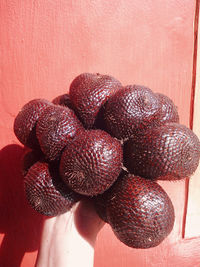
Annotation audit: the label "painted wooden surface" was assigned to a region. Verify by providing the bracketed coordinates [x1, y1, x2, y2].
[185, 2, 200, 238]
[0, 1, 199, 266]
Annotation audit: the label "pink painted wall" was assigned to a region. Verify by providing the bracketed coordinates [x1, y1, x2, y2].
[0, 1, 199, 266]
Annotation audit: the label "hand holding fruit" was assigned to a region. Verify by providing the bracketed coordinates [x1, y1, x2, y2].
[14, 72, 200, 251]
[35, 199, 104, 267]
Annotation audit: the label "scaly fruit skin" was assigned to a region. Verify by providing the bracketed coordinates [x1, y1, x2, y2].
[52, 93, 73, 109]
[93, 170, 128, 223]
[104, 85, 162, 140]
[21, 149, 44, 177]
[14, 99, 52, 149]
[69, 73, 122, 129]
[36, 105, 83, 161]
[93, 194, 109, 223]
[59, 129, 123, 196]
[106, 174, 175, 249]
[24, 161, 81, 216]
[123, 123, 200, 180]
[155, 93, 179, 125]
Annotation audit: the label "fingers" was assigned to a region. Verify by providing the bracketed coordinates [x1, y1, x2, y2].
[74, 199, 105, 246]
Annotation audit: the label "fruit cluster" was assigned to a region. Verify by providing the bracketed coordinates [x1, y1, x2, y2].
[14, 73, 200, 249]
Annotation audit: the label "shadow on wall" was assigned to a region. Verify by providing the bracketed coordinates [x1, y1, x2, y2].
[0, 144, 44, 267]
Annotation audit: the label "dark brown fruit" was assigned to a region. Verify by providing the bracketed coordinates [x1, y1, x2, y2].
[36, 105, 83, 161]
[14, 99, 52, 149]
[21, 149, 44, 177]
[69, 73, 122, 129]
[123, 123, 200, 180]
[93, 170, 128, 223]
[93, 194, 109, 223]
[52, 93, 73, 109]
[106, 174, 175, 248]
[155, 93, 179, 125]
[104, 85, 162, 140]
[24, 161, 81, 216]
[59, 129, 123, 196]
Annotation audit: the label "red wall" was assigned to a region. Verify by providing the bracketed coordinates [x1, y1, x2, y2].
[0, 1, 199, 266]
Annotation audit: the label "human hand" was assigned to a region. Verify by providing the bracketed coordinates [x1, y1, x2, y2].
[35, 199, 105, 267]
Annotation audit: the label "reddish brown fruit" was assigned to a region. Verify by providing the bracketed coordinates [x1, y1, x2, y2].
[21, 149, 44, 177]
[106, 174, 175, 248]
[24, 161, 81, 216]
[36, 105, 83, 161]
[93, 170, 128, 223]
[93, 195, 109, 223]
[52, 93, 73, 109]
[59, 129, 123, 196]
[155, 93, 179, 125]
[123, 123, 200, 180]
[14, 99, 52, 149]
[69, 73, 122, 129]
[104, 85, 162, 140]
